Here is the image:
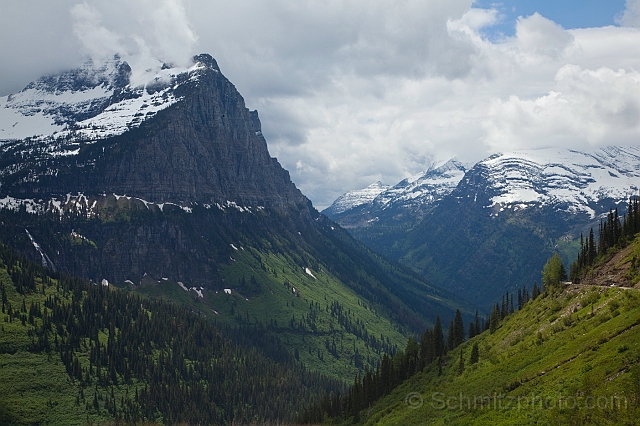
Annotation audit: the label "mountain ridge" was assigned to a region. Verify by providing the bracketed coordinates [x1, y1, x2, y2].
[0, 53, 306, 210]
[324, 146, 640, 307]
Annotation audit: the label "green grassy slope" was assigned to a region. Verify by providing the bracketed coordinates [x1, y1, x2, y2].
[352, 283, 640, 425]
[135, 241, 445, 381]
[0, 204, 473, 384]
[0, 267, 114, 425]
[0, 246, 342, 425]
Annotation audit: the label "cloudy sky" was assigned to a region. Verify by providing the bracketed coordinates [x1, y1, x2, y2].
[1, 1, 640, 209]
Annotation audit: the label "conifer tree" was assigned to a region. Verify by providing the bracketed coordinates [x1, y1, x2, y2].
[468, 322, 476, 339]
[474, 310, 480, 336]
[432, 316, 445, 358]
[452, 309, 465, 348]
[489, 304, 500, 334]
[446, 319, 455, 351]
[470, 342, 479, 365]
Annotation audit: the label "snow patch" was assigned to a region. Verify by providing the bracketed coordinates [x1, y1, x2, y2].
[305, 268, 317, 280]
[25, 229, 55, 270]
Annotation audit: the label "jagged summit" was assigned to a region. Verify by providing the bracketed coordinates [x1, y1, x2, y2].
[0, 54, 307, 210]
[323, 158, 469, 220]
[25, 55, 132, 93]
[0, 54, 217, 143]
[326, 147, 640, 223]
[192, 53, 220, 71]
[323, 181, 391, 216]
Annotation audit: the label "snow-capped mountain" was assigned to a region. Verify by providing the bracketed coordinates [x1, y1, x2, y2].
[323, 158, 469, 221]
[0, 53, 306, 210]
[0, 54, 207, 154]
[323, 181, 391, 216]
[326, 147, 640, 223]
[0, 53, 463, 345]
[325, 145, 640, 308]
[467, 146, 640, 218]
[373, 158, 470, 210]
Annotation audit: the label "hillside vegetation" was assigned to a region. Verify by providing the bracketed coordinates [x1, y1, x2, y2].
[0, 244, 342, 425]
[0, 204, 471, 383]
[342, 251, 640, 425]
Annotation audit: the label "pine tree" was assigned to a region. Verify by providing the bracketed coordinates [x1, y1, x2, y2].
[468, 322, 476, 339]
[474, 310, 480, 336]
[470, 342, 479, 364]
[446, 319, 454, 351]
[432, 316, 444, 358]
[452, 309, 465, 348]
[489, 304, 500, 334]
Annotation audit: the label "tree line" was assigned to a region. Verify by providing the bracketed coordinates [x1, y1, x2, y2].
[571, 198, 640, 282]
[0, 243, 343, 425]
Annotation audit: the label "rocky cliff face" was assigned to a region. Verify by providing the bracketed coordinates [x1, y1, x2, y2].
[1, 54, 308, 211]
[0, 55, 468, 341]
[0, 54, 316, 286]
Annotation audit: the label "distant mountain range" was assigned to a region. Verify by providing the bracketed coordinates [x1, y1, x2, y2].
[324, 146, 640, 307]
[326, 147, 640, 222]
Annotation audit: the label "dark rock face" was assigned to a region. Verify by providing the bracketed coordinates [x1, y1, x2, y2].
[92, 64, 307, 209]
[4, 54, 309, 212]
[0, 53, 316, 285]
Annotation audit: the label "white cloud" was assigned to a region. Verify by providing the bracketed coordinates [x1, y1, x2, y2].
[68, 0, 198, 84]
[514, 13, 574, 59]
[71, 3, 126, 61]
[617, 0, 640, 27]
[483, 66, 640, 152]
[1, 1, 640, 209]
[135, 0, 198, 67]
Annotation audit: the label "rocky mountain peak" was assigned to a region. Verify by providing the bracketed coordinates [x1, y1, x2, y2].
[192, 53, 220, 72]
[0, 53, 310, 211]
[23, 55, 132, 94]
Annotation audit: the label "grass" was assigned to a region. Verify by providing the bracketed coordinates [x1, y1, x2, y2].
[0, 267, 123, 425]
[351, 285, 640, 425]
[134, 245, 410, 381]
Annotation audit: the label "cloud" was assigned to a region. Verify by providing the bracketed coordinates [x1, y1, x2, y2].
[1, 1, 640, 209]
[514, 13, 574, 59]
[68, 0, 198, 82]
[483, 66, 640, 152]
[71, 3, 125, 61]
[134, 0, 198, 67]
[617, 0, 640, 27]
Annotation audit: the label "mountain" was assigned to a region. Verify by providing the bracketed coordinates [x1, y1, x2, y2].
[325, 147, 640, 307]
[0, 54, 471, 382]
[324, 158, 469, 228]
[0, 54, 305, 208]
[323, 181, 391, 217]
[462, 147, 640, 218]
